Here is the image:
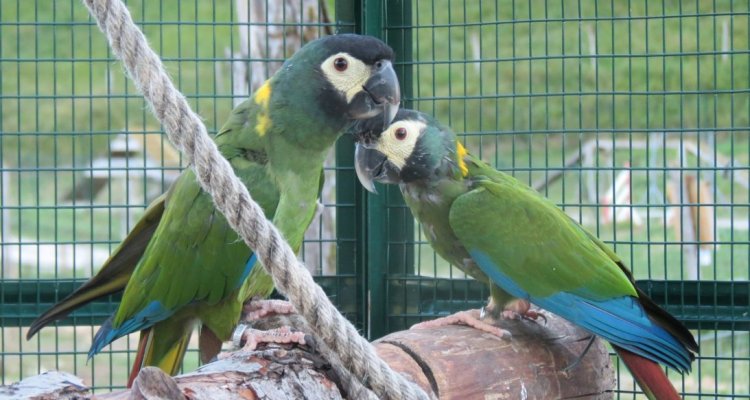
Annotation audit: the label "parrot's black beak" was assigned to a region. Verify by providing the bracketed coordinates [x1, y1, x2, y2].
[349, 60, 400, 122]
[354, 142, 401, 193]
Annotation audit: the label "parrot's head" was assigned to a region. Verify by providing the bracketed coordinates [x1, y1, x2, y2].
[276, 34, 401, 126]
[353, 109, 457, 193]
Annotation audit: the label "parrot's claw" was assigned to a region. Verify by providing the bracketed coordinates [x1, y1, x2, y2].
[410, 310, 512, 340]
[562, 335, 597, 372]
[495, 299, 546, 324]
[231, 326, 307, 352]
[500, 309, 547, 324]
[525, 310, 547, 324]
[242, 299, 297, 322]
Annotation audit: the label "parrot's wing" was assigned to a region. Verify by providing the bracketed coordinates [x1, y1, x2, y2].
[448, 163, 693, 372]
[89, 167, 269, 355]
[26, 191, 167, 339]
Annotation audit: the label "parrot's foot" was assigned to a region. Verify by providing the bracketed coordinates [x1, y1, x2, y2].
[233, 325, 307, 352]
[243, 299, 297, 321]
[489, 298, 547, 324]
[410, 309, 512, 339]
[500, 308, 547, 323]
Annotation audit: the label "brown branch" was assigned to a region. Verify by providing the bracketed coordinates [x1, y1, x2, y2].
[4, 310, 615, 399]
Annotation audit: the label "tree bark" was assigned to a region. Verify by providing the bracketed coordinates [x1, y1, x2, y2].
[96, 347, 344, 400]
[3, 313, 614, 399]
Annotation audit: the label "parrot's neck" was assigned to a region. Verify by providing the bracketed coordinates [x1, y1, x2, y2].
[267, 77, 347, 153]
[400, 173, 476, 272]
[398, 138, 473, 214]
[401, 171, 469, 208]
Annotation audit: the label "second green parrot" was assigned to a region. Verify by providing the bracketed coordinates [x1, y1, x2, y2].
[27, 34, 400, 382]
[353, 109, 698, 400]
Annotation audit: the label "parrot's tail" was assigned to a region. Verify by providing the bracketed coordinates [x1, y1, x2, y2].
[26, 272, 130, 340]
[127, 323, 192, 387]
[615, 345, 682, 400]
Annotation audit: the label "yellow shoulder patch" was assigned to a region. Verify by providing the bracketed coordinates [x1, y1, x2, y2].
[254, 81, 272, 107]
[253, 80, 272, 136]
[456, 140, 469, 177]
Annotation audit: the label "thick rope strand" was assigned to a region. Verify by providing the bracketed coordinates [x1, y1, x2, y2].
[80, 0, 429, 399]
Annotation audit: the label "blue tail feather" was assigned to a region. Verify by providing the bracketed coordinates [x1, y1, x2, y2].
[234, 253, 257, 290]
[89, 254, 257, 358]
[580, 304, 690, 372]
[88, 300, 171, 358]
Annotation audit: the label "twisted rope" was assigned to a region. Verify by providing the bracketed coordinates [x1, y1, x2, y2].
[80, 0, 428, 399]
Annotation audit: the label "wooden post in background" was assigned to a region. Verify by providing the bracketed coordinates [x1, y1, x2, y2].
[229, 0, 337, 275]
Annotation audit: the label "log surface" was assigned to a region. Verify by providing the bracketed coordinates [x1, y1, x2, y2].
[3, 312, 615, 399]
[374, 313, 615, 400]
[0, 371, 89, 400]
[97, 345, 343, 400]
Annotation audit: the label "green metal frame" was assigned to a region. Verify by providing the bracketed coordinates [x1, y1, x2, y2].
[6, 279, 745, 331]
[334, 0, 415, 340]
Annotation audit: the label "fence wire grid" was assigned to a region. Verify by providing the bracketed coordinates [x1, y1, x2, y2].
[1, 0, 749, 398]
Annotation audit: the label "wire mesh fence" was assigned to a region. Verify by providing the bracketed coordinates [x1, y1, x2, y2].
[0, 0, 354, 391]
[1, 0, 749, 398]
[379, 1, 750, 398]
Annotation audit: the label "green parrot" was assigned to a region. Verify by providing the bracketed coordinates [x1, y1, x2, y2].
[26, 34, 400, 383]
[353, 109, 698, 400]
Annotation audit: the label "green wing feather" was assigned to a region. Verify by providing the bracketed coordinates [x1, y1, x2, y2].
[462, 156, 694, 352]
[112, 105, 280, 336]
[449, 155, 637, 300]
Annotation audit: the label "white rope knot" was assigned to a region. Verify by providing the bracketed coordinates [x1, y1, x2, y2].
[80, 0, 429, 399]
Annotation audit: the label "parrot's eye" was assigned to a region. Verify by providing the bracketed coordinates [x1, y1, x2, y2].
[334, 57, 348, 72]
[395, 127, 408, 140]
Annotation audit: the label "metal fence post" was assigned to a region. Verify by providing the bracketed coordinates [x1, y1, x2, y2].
[334, 0, 367, 333]
[363, 0, 414, 340]
[333, 0, 414, 340]
[381, 0, 414, 338]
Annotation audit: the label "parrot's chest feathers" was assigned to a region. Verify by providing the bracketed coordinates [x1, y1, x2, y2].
[401, 183, 448, 206]
[401, 181, 474, 268]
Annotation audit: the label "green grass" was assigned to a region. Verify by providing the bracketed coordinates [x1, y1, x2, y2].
[410, 0, 749, 136]
[1, 0, 237, 167]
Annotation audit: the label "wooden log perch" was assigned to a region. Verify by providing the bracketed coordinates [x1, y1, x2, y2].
[96, 345, 344, 400]
[374, 312, 615, 399]
[3, 310, 614, 399]
[0, 371, 89, 400]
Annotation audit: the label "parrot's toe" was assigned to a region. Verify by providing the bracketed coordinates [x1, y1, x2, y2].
[411, 310, 512, 340]
[236, 326, 307, 351]
[495, 299, 546, 324]
[500, 308, 547, 324]
[242, 298, 297, 322]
